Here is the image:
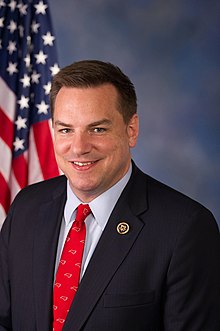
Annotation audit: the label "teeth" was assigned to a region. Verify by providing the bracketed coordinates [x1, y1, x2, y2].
[73, 161, 93, 166]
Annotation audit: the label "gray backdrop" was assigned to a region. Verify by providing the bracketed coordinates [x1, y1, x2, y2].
[50, 0, 220, 227]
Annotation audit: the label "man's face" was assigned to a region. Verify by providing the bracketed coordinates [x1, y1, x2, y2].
[53, 84, 138, 202]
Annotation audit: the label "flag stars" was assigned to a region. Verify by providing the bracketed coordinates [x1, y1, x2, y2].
[17, 95, 29, 109]
[15, 116, 27, 130]
[7, 20, 17, 33]
[31, 20, 40, 33]
[7, 61, 18, 75]
[17, 3, 28, 15]
[13, 137, 25, 152]
[7, 40, 16, 54]
[8, 0, 17, 11]
[31, 70, 41, 84]
[36, 100, 49, 114]
[43, 82, 51, 95]
[0, 0, 6, 8]
[20, 74, 30, 88]
[50, 63, 60, 76]
[35, 50, 48, 64]
[42, 31, 55, 46]
[34, 1, 48, 15]
[24, 54, 31, 68]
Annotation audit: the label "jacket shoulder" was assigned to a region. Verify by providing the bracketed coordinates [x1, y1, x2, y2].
[132, 163, 216, 223]
[12, 175, 66, 205]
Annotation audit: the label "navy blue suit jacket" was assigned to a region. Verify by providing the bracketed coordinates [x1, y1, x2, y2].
[0, 163, 220, 330]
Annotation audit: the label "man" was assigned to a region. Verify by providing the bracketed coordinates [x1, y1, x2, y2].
[0, 60, 220, 331]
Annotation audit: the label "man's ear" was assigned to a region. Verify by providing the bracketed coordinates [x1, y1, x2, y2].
[127, 114, 139, 148]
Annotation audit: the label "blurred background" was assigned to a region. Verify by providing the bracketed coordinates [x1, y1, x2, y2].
[50, 0, 220, 226]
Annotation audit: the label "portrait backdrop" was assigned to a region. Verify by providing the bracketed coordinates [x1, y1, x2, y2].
[50, 0, 220, 227]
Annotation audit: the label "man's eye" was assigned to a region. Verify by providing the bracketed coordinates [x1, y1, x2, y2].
[59, 128, 71, 134]
[93, 128, 106, 133]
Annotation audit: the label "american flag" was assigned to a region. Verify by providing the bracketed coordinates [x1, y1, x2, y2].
[0, 0, 60, 228]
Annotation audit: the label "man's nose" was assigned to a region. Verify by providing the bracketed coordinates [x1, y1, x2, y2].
[70, 132, 91, 156]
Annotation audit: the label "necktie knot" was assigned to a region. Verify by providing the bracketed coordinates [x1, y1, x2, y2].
[75, 204, 91, 224]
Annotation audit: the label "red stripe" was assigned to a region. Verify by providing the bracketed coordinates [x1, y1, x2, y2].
[33, 121, 59, 179]
[12, 154, 28, 188]
[0, 172, 11, 213]
[0, 107, 14, 148]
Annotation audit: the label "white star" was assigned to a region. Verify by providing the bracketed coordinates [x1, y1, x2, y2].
[15, 116, 27, 130]
[7, 20, 17, 33]
[36, 100, 49, 114]
[50, 63, 60, 76]
[20, 74, 30, 88]
[35, 50, 47, 64]
[17, 3, 28, 15]
[34, 1, 48, 15]
[43, 82, 51, 95]
[17, 95, 29, 109]
[42, 31, 55, 46]
[7, 40, 16, 54]
[24, 54, 31, 68]
[0, 17, 4, 28]
[31, 70, 41, 84]
[13, 137, 25, 152]
[8, 0, 17, 11]
[0, 0, 6, 9]
[7, 62, 18, 75]
[31, 20, 40, 33]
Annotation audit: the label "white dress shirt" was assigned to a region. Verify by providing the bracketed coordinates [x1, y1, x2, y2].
[54, 164, 132, 280]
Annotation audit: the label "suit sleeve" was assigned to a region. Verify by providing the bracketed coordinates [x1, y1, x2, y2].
[163, 208, 220, 330]
[0, 210, 13, 330]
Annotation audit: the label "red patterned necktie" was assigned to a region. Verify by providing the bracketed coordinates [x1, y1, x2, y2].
[53, 204, 91, 331]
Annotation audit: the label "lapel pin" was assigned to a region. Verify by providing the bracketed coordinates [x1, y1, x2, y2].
[117, 222, 130, 235]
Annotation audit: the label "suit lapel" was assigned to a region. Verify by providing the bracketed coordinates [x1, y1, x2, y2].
[64, 164, 149, 331]
[33, 179, 67, 331]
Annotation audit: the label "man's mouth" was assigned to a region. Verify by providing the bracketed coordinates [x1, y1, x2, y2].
[72, 161, 96, 167]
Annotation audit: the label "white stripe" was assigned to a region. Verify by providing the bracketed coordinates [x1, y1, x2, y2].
[48, 119, 62, 175]
[28, 127, 44, 184]
[48, 118, 54, 137]
[9, 170, 21, 204]
[0, 77, 16, 121]
[0, 204, 6, 229]
[0, 137, 12, 183]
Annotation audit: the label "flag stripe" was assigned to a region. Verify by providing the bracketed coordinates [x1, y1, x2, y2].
[0, 204, 6, 229]
[32, 121, 58, 179]
[12, 154, 28, 189]
[0, 107, 14, 147]
[0, 172, 11, 214]
[0, 77, 16, 122]
[9, 170, 22, 206]
[0, 0, 60, 227]
[0, 137, 12, 182]
[28, 127, 44, 184]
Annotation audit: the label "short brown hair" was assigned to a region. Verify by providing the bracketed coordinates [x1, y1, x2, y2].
[50, 60, 137, 123]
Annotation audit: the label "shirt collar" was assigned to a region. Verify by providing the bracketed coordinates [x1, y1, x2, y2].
[64, 163, 132, 229]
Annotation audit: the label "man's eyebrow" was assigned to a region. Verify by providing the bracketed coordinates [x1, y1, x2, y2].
[54, 119, 112, 128]
[54, 121, 72, 127]
[88, 119, 112, 127]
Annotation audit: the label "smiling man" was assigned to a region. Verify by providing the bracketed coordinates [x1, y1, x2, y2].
[53, 84, 138, 202]
[0, 60, 220, 331]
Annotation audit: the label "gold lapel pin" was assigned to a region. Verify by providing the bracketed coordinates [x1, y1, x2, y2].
[117, 222, 130, 235]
